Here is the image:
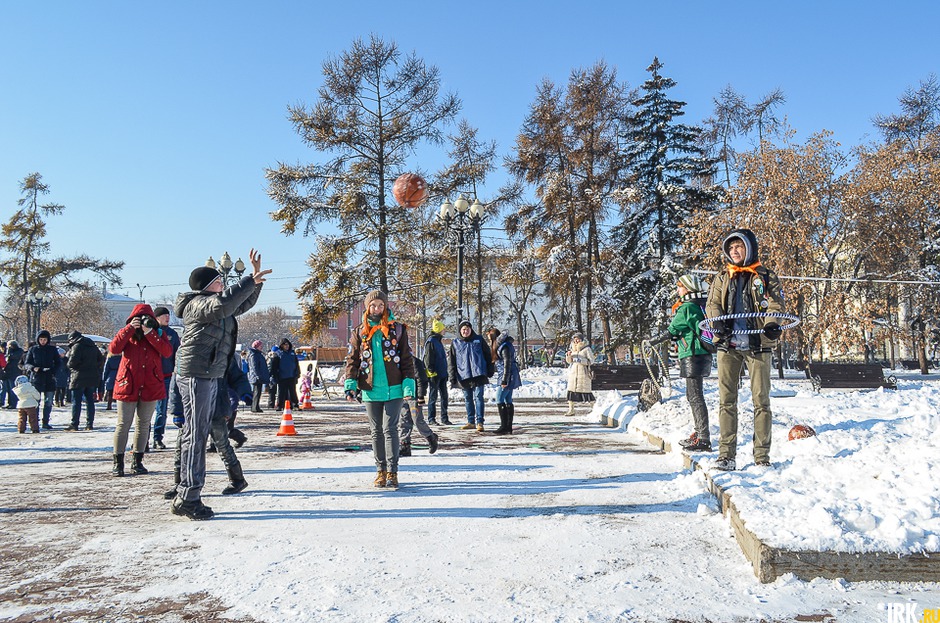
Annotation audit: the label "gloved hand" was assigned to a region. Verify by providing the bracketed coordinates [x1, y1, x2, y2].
[416, 397, 426, 406]
[763, 322, 782, 340]
[712, 320, 730, 338]
[345, 389, 357, 401]
[402, 378, 416, 399]
[173, 415, 185, 428]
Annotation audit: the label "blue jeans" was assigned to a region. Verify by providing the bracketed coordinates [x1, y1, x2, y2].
[153, 376, 172, 441]
[462, 385, 485, 425]
[496, 386, 515, 405]
[71, 387, 96, 427]
[1, 378, 14, 408]
[41, 391, 55, 424]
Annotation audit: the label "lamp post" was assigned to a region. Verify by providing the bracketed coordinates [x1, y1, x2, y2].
[439, 196, 485, 323]
[205, 252, 246, 287]
[26, 291, 53, 338]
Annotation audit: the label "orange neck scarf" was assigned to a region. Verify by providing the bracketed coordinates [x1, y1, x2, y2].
[727, 261, 762, 280]
[360, 311, 392, 343]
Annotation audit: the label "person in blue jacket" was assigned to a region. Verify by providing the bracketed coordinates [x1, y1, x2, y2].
[492, 329, 522, 435]
[24, 330, 62, 429]
[246, 339, 270, 412]
[151, 306, 181, 450]
[423, 320, 451, 425]
[101, 351, 122, 410]
[275, 338, 299, 410]
[448, 320, 494, 432]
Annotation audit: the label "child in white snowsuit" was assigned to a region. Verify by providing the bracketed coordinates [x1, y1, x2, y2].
[14, 375, 41, 434]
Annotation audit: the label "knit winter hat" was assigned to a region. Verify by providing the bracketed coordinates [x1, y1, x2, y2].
[678, 274, 706, 293]
[458, 320, 473, 332]
[251, 340, 263, 350]
[363, 290, 388, 308]
[153, 306, 170, 317]
[431, 320, 446, 334]
[189, 266, 222, 291]
[15, 375, 29, 387]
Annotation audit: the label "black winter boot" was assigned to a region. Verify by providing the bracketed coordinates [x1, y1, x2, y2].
[506, 404, 515, 434]
[222, 463, 248, 495]
[171, 497, 214, 521]
[399, 439, 412, 457]
[494, 404, 510, 435]
[228, 428, 247, 448]
[111, 453, 125, 477]
[163, 467, 181, 500]
[130, 452, 148, 475]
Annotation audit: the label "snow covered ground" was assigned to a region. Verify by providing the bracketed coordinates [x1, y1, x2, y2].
[1, 366, 938, 622]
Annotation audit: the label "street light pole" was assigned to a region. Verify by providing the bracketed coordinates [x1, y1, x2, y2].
[439, 196, 485, 325]
[26, 291, 53, 338]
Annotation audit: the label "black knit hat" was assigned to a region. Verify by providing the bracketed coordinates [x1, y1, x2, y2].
[153, 306, 170, 317]
[189, 266, 222, 291]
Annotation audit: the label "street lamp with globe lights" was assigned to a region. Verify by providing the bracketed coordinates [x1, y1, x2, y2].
[438, 195, 485, 323]
[26, 291, 53, 338]
[205, 252, 246, 287]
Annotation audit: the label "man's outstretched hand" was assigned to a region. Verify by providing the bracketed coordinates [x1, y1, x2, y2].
[249, 248, 273, 285]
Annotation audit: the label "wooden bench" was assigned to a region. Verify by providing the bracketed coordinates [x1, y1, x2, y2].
[590, 364, 659, 392]
[809, 363, 897, 392]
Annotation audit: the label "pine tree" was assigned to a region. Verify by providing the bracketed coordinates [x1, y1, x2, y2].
[611, 57, 720, 343]
[0, 173, 124, 339]
[265, 35, 460, 336]
[507, 63, 632, 346]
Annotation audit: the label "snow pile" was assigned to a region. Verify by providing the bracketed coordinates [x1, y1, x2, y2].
[617, 376, 940, 554]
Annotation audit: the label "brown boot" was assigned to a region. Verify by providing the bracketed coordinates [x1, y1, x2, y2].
[373, 470, 387, 488]
[386, 472, 399, 488]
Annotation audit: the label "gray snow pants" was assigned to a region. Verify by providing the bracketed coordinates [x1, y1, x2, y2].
[365, 398, 403, 473]
[400, 400, 433, 443]
[176, 376, 218, 502]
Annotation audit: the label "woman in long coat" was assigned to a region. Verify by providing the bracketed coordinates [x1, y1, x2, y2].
[564, 333, 595, 416]
[108, 303, 173, 477]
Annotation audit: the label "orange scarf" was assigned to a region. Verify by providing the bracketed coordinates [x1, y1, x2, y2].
[727, 261, 762, 280]
[360, 310, 392, 343]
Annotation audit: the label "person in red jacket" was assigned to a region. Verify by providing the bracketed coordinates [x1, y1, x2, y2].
[108, 304, 173, 477]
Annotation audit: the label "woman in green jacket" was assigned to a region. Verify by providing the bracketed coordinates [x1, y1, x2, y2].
[344, 290, 416, 489]
[646, 274, 714, 452]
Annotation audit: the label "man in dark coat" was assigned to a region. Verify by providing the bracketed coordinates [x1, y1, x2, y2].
[246, 340, 270, 413]
[65, 331, 104, 430]
[150, 306, 182, 449]
[275, 338, 299, 410]
[171, 249, 269, 521]
[2, 340, 24, 409]
[24, 330, 62, 429]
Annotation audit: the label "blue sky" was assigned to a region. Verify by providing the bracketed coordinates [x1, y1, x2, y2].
[1, 1, 937, 313]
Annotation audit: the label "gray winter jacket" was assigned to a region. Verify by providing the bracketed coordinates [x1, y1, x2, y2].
[174, 275, 262, 379]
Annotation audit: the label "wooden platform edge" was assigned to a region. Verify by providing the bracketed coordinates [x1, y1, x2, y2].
[613, 417, 940, 583]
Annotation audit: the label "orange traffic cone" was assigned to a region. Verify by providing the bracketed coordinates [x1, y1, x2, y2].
[276, 401, 297, 436]
[300, 389, 314, 411]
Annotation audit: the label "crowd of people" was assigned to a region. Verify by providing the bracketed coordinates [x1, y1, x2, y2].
[4, 228, 788, 519]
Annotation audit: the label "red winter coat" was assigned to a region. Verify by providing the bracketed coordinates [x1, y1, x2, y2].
[109, 304, 173, 402]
